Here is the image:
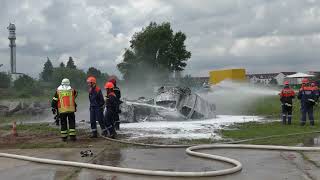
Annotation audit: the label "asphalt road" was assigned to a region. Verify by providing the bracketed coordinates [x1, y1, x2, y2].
[0, 146, 319, 180]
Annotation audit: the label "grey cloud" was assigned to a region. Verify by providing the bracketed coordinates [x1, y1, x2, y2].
[0, 0, 320, 78]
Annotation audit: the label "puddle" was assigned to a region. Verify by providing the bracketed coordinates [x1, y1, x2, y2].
[91, 148, 122, 167]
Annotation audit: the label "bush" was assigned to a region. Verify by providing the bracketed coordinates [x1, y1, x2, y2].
[13, 75, 42, 96]
[51, 67, 87, 90]
[87, 67, 110, 86]
[0, 72, 11, 88]
[13, 74, 36, 90]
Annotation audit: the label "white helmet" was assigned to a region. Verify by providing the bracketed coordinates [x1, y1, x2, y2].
[61, 78, 70, 86]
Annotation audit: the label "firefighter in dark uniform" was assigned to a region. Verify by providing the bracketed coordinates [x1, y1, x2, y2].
[104, 82, 117, 138]
[109, 78, 122, 130]
[52, 78, 77, 142]
[279, 81, 295, 125]
[298, 78, 317, 126]
[87, 76, 107, 138]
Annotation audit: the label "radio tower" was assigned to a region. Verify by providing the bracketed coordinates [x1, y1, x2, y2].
[7, 23, 16, 74]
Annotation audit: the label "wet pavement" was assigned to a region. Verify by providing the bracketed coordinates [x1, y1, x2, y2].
[1, 145, 319, 180]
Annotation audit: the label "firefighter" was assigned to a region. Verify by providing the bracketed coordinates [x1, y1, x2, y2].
[87, 76, 107, 138]
[279, 81, 295, 125]
[51, 78, 77, 142]
[298, 78, 316, 126]
[104, 82, 117, 138]
[109, 78, 122, 130]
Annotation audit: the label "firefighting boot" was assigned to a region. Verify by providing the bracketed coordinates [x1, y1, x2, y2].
[310, 121, 315, 126]
[282, 115, 287, 125]
[108, 128, 117, 139]
[102, 130, 109, 137]
[115, 122, 120, 130]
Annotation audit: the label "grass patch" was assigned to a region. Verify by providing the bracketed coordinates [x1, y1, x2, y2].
[1, 123, 59, 133]
[221, 95, 320, 145]
[0, 89, 88, 101]
[245, 96, 320, 121]
[222, 121, 320, 145]
[0, 122, 131, 149]
[0, 88, 52, 101]
[0, 114, 35, 124]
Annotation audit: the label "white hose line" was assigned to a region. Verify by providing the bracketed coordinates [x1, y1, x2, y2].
[1, 144, 320, 177]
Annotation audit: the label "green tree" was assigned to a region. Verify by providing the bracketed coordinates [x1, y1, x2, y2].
[102, 73, 110, 82]
[40, 57, 54, 81]
[59, 62, 65, 68]
[87, 67, 102, 79]
[0, 72, 11, 88]
[13, 74, 35, 90]
[117, 22, 191, 82]
[13, 75, 43, 97]
[51, 67, 86, 89]
[66, 56, 77, 69]
[87, 67, 110, 85]
[117, 49, 136, 81]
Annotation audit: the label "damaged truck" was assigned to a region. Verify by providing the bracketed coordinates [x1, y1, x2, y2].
[120, 86, 216, 123]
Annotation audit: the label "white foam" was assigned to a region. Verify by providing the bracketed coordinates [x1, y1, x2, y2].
[121, 115, 264, 140]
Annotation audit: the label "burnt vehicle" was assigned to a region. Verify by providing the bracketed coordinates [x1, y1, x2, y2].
[120, 86, 216, 123]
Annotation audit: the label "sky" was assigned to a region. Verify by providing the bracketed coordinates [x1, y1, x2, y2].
[0, 0, 320, 78]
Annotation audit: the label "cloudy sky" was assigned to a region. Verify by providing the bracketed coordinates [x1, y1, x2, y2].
[0, 0, 320, 78]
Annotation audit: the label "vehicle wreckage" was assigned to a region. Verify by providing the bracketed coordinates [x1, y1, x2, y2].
[120, 86, 216, 123]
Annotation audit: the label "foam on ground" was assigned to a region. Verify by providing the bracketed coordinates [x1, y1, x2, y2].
[121, 115, 264, 140]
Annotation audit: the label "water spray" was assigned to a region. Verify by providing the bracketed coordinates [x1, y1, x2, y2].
[199, 80, 280, 115]
[125, 101, 175, 111]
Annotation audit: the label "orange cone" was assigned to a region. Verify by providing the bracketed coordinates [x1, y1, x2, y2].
[12, 121, 17, 137]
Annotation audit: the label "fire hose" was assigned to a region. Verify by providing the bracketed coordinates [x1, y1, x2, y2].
[0, 132, 320, 177]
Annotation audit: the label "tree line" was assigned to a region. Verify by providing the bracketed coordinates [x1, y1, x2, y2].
[40, 56, 110, 89]
[0, 56, 112, 98]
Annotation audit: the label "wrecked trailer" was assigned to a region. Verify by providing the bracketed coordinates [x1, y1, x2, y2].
[120, 86, 216, 123]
